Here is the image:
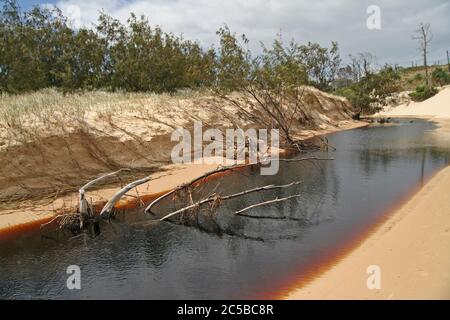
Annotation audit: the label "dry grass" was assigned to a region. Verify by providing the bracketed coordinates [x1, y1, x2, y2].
[0, 88, 208, 148]
[0, 88, 205, 125]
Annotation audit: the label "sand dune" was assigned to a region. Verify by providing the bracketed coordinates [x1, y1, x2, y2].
[378, 86, 450, 118]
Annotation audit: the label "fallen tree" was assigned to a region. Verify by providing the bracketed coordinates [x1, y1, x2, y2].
[235, 194, 302, 215]
[146, 156, 334, 228]
[79, 168, 131, 228]
[100, 176, 152, 219]
[158, 181, 302, 222]
[39, 154, 334, 238]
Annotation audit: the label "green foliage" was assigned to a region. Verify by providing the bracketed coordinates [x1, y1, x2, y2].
[298, 41, 341, 91]
[431, 68, 450, 86]
[335, 65, 401, 114]
[414, 73, 423, 80]
[0, 1, 342, 95]
[409, 85, 438, 101]
[214, 35, 314, 144]
[1, 1, 74, 92]
[214, 25, 251, 92]
[255, 36, 308, 90]
[0, 1, 215, 93]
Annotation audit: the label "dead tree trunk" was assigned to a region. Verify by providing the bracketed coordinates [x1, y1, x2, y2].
[413, 23, 433, 89]
[78, 168, 130, 228]
[100, 176, 152, 219]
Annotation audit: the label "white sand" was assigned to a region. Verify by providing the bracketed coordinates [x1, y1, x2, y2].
[378, 86, 450, 118]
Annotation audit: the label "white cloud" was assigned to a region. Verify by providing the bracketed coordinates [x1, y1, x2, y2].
[47, 0, 450, 66]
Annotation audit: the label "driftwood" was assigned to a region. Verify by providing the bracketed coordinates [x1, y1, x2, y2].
[40, 169, 149, 235]
[158, 181, 302, 221]
[40, 212, 78, 230]
[146, 156, 333, 216]
[236, 211, 304, 221]
[145, 162, 257, 215]
[78, 168, 131, 228]
[100, 176, 152, 219]
[235, 194, 302, 215]
[277, 156, 334, 162]
[79, 169, 131, 196]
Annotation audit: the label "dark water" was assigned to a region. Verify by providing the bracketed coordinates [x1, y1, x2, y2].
[1, 119, 449, 299]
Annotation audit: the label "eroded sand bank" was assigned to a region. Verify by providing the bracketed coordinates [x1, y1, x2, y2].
[0, 120, 366, 238]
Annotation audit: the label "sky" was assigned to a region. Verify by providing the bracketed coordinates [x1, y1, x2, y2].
[18, 0, 450, 67]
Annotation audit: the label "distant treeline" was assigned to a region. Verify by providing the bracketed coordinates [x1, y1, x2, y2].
[0, 0, 346, 94]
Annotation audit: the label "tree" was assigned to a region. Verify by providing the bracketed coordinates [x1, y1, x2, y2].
[298, 41, 341, 91]
[213, 30, 310, 146]
[413, 23, 433, 89]
[215, 25, 251, 92]
[348, 52, 375, 82]
[258, 35, 308, 90]
[336, 64, 400, 115]
[0, 1, 220, 93]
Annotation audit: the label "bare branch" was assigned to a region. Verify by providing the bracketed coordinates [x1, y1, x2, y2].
[235, 194, 302, 215]
[146, 155, 333, 216]
[158, 181, 302, 221]
[277, 156, 335, 162]
[100, 176, 152, 219]
[79, 168, 131, 197]
[79, 168, 131, 225]
[145, 162, 257, 215]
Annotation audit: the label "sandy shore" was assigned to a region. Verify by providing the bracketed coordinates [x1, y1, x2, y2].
[0, 120, 366, 238]
[287, 165, 450, 299]
[287, 88, 450, 300]
[0, 162, 219, 236]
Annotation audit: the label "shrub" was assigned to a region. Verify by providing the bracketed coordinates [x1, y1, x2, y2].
[409, 86, 438, 101]
[335, 65, 400, 115]
[432, 68, 450, 86]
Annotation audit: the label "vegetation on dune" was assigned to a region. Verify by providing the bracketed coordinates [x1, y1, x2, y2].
[412, 23, 433, 90]
[405, 66, 450, 102]
[1, 0, 445, 119]
[334, 65, 401, 116]
[397, 65, 446, 91]
[409, 85, 438, 102]
[0, 1, 216, 93]
[431, 68, 450, 86]
[0, 0, 342, 95]
[405, 23, 450, 102]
